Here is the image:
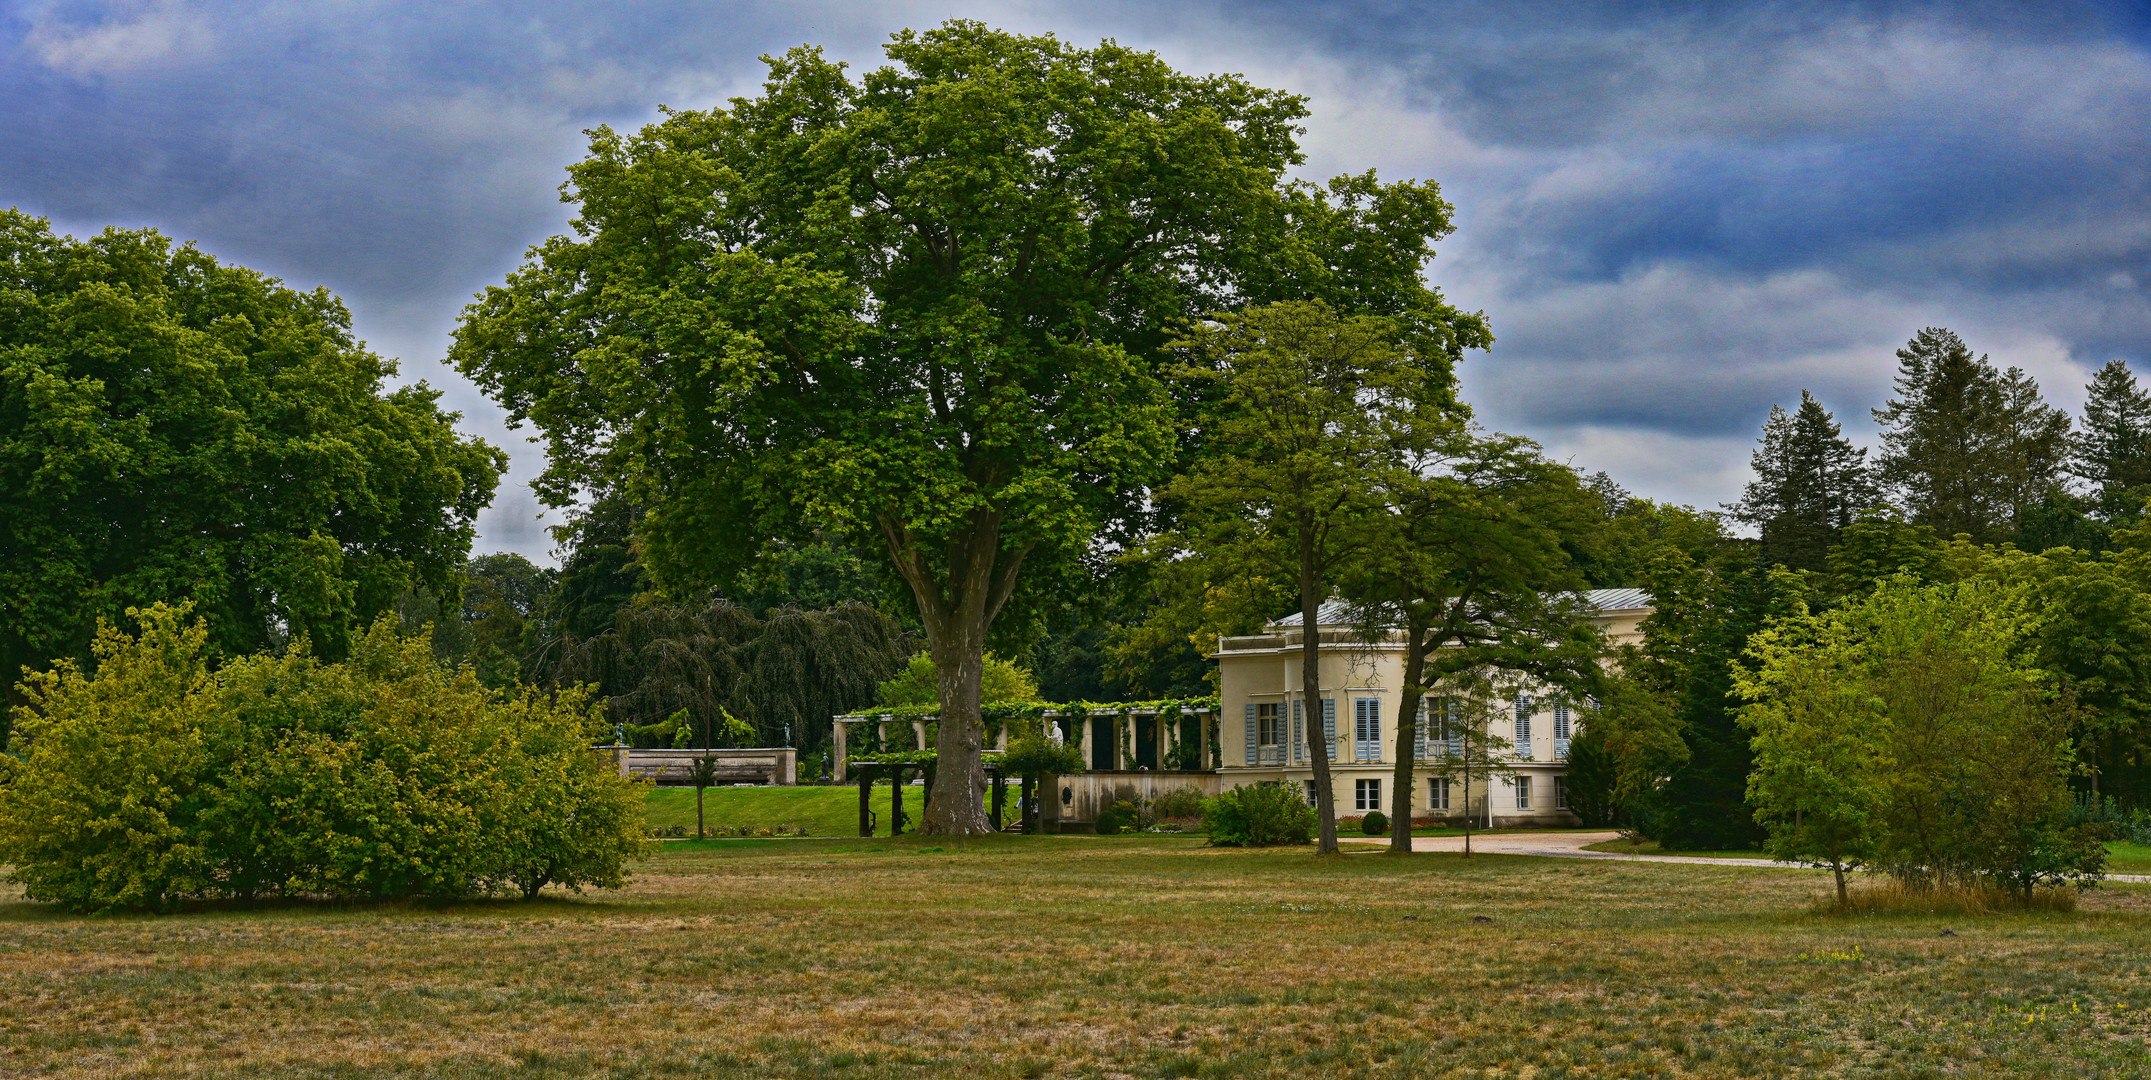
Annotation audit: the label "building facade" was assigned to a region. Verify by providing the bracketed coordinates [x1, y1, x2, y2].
[1213, 589, 1650, 827]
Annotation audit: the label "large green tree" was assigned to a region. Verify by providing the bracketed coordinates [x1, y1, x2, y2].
[1873, 327, 2070, 543]
[1729, 391, 1877, 573]
[452, 24, 1472, 833]
[1165, 300, 1486, 854]
[0, 212, 503, 704]
[1340, 432, 1603, 853]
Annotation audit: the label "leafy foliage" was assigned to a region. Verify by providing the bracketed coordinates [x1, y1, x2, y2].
[1739, 577, 2105, 902]
[0, 211, 504, 705]
[874, 652, 1039, 709]
[1203, 782, 1317, 847]
[0, 604, 650, 912]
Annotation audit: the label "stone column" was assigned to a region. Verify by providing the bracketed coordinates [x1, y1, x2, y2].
[832, 720, 849, 783]
[912, 720, 928, 752]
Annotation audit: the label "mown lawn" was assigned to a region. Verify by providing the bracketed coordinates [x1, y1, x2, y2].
[1586, 836, 2151, 874]
[643, 783, 881, 835]
[4, 837, 2151, 1078]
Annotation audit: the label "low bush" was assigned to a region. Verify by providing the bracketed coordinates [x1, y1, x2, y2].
[1203, 783, 1315, 847]
[1095, 799, 1139, 835]
[1150, 786, 1208, 820]
[1361, 811, 1390, 835]
[0, 605, 653, 912]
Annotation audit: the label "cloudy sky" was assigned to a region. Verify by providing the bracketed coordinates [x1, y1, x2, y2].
[6, 1, 2147, 561]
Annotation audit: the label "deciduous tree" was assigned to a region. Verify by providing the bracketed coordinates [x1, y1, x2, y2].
[0, 213, 504, 704]
[451, 24, 1471, 834]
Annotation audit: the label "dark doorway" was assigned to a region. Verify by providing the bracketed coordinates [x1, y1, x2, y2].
[1091, 716, 1116, 771]
[1135, 715, 1158, 770]
[1178, 717, 1204, 769]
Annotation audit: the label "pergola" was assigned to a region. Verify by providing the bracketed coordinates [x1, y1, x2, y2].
[842, 752, 1035, 836]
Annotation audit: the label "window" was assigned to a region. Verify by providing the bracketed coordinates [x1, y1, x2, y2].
[1304, 779, 1320, 806]
[1355, 777, 1382, 811]
[1428, 776, 1450, 811]
[1246, 702, 1286, 765]
[1354, 698, 1381, 762]
[1554, 776, 1569, 811]
[1515, 776, 1533, 810]
[1513, 693, 1534, 758]
[1553, 700, 1572, 761]
[1442, 697, 1462, 757]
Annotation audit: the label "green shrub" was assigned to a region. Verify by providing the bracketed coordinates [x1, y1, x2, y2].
[1150, 786, 1208, 820]
[1095, 799, 1139, 835]
[1361, 810, 1389, 835]
[0, 605, 654, 912]
[1203, 783, 1315, 847]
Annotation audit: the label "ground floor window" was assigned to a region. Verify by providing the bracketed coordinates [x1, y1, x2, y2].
[1428, 776, 1450, 811]
[1554, 776, 1568, 811]
[1304, 780, 1319, 806]
[1355, 778, 1381, 811]
[1515, 776, 1533, 810]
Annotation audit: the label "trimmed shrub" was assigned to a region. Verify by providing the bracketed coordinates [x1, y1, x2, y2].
[1361, 810, 1389, 835]
[1095, 799, 1139, 835]
[1203, 783, 1316, 847]
[0, 605, 653, 912]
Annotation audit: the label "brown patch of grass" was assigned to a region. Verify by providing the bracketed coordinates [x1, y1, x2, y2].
[1818, 876, 2081, 916]
[3, 836, 2151, 1077]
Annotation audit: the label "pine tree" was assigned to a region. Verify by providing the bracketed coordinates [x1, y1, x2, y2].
[1730, 391, 1877, 572]
[2074, 359, 2151, 521]
[1872, 328, 2070, 543]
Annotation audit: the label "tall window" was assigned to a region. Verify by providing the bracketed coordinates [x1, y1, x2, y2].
[1428, 776, 1450, 811]
[1554, 776, 1569, 811]
[1304, 779, 1319, 806]
[1553, 700, 1572, 761]
[1255, 702, 1281, 764]
[1355, 777, 1382, 811]
[1515, 775, 1533, 810]
[1513, 693, 1534, 759]
[1354, 698, 1381, 762]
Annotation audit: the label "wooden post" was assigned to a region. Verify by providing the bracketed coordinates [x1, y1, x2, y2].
[858, 768, 873, 837]
[891, 765, 905, 836]
[1020, 774, 1036, 834]
[990, 769, 1006, 831]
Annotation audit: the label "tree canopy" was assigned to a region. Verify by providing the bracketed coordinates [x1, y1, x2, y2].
[450, 22, 1485, 834]
[0, 212, 504, 702]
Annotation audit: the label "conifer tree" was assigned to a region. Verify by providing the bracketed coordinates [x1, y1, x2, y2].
[1730, 391, 1877, 572]
[1872, 328, 2070, 543]
[2074, 360, 2151, 521]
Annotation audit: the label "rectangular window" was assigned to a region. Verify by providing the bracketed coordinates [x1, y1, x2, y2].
[1355, 777, 1382, 811]
[1554, 776, 1569, 811]
[1354, 698, 1381, 762]
[1304, 779, 1319, 806]
[1515, 775, 1533, 810]
[1553, 700, 1572, 761]
[1255, 702, 1281, 764]
[1513, 693, 1534, 758]
[1428, 776, 1450, 811]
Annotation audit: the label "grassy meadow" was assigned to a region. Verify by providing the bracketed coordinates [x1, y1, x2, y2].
[4, 835, 2151, 1078]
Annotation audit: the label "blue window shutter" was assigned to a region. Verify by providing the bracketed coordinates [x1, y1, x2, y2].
[1322, 699, 1336, 748]
[1292, 700, 1304, 763]
[1244, 704, 1257, 766]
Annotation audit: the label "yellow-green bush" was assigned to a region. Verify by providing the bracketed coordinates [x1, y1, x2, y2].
[0, 605, 651, 911]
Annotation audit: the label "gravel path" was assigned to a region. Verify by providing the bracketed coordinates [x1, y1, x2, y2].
[1343, 829, 2151, 882]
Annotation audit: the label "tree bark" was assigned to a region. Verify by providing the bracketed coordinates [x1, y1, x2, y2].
[1300, 522, 1341, 855]
[878, 511, 1027, 837]
[1390, 624, 1430, 854]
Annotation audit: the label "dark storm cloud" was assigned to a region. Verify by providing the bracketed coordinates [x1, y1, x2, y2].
[3, 0, 2146, 541]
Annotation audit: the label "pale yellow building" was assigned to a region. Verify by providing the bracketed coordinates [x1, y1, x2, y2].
[1213, 589, 1650, 827]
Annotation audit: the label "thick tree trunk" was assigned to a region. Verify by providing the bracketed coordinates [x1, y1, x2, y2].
[1300, 534, 1340, 855]
[1390, 625, 1429, 854]
[878, 512, 1028, 838]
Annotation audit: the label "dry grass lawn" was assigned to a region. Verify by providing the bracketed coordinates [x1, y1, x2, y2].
[4, 835, 2151, 1078]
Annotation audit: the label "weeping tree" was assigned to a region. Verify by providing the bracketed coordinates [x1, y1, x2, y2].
[452, 23, 1471, 833]
[548, 599, 916, 758]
